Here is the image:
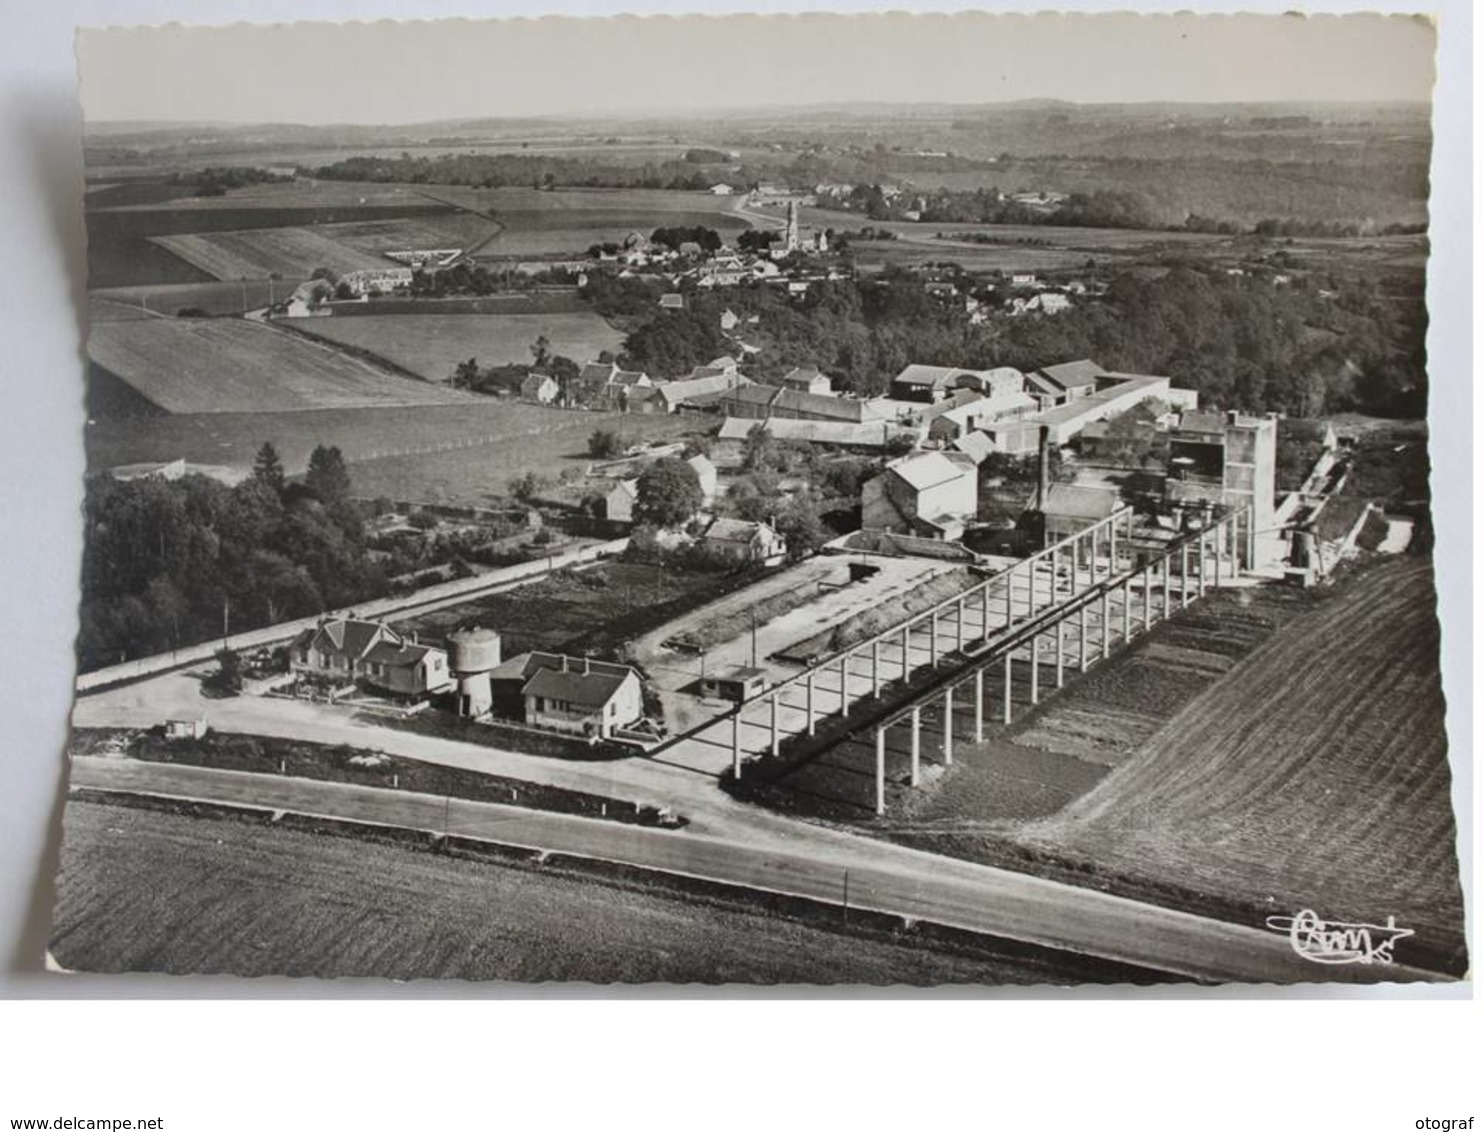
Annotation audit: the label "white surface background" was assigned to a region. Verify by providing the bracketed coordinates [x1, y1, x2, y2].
[0, 0, 1475, 1126]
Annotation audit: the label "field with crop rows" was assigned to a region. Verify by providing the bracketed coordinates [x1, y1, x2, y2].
[52, 800, 1094, 983]
[149, 228, 390, 280]
[87, 318, 473, 414]
[291, 311, 625, 379]
[1020, 558, 1464, 968]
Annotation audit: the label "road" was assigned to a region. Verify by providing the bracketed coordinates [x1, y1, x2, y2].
[76, 537, 627, 692]
[67, 757, 1443, 985]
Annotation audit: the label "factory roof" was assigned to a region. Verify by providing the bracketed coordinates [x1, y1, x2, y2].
[1043, 483, 1121, 521]
[1036, 359, 1108, 390]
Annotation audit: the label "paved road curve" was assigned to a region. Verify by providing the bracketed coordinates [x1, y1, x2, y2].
[68, 758, 1446, 985]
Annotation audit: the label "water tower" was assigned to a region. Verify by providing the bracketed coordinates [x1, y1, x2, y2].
[447, 626, 502, 717]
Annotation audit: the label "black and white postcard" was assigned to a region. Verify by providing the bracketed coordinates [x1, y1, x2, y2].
[49, 10, 1466, 987]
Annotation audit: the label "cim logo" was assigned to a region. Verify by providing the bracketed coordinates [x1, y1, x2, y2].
[1265, 909, 1414, 965]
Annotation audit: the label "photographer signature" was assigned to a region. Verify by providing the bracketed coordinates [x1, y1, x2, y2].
[1265, 909, 1414, 965]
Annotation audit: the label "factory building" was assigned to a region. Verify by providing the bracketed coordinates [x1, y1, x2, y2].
[1164, 410, 1279, 566]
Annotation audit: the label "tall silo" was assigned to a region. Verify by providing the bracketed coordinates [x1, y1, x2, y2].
[447, 626, 502, 717]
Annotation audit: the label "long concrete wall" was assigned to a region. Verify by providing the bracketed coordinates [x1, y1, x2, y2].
[75, 539, 628, 695]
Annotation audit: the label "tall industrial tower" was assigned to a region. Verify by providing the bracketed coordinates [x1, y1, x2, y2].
[785, 199, 800, 252]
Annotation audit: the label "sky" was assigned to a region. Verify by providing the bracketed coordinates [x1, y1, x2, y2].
[77, 11, 1437, 125]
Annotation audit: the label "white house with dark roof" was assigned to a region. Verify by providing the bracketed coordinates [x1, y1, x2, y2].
[780, 366, 833, 396]
[289, 617, 451, 697]
[861, 450, 979, 541]
[500, 653, 643, 738]
[700, 518, 788, 566]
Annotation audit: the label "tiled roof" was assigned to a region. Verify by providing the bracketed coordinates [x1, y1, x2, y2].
[524, 666, 632, 709]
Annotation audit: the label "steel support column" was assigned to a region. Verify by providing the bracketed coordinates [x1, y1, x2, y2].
[1122, 577, 1131, 642]
[806, 671, 816, 736]
[1055, 622, 1065, 688]
[943, 687, 954, 765]
[1144, 565, 1153, 629]
[769, 693, 780, 757]
[910, 707, 921, 786]
[1101, 589, 1110, 659]
[974, 668, 984, 741]
[981, 584, 991, 641]
[871, 639, 881, 698]
[900, 626, 911, 680]
[839, 654, 851, 714]
[1029, 638, 1040, 705]
[1002, 654, 1013, 724]
[875, 727, 886, 816]
[1079, 603, 1088, 672]
[731, 710, 741, 778]
[930, 612, 938, 667]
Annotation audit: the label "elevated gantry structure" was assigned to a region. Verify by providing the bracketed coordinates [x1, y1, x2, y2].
[723, 504, 1253, 815]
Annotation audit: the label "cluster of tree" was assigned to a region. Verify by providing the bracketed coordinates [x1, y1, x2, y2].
[309, 153, 721, 192]
[172, 165, 292, 197]
[683, 148, 732, 163]
[78, 444, 384, 673]
[648, 226, 723, 253]
[620, 310, 727, 377]
[447, 337, 582, 397]
[735, 230, 779, 252]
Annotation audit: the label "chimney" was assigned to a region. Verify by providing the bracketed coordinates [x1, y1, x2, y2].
[562, 655, 569, 672]
[583, 655, 591, 675]
[1037, 424, 1051, 511]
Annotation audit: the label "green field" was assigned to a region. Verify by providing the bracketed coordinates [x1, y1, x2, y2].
[51, 800, 1121, 984]
[291, 311, 625, 379]
[87, 318, 473, 414]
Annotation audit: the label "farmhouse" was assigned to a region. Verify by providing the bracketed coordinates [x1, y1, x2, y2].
[700, 518, 788, 566]
[780, 366, 833, 395]
[862, 450, 979, 541]
[289, 617, 451, 698]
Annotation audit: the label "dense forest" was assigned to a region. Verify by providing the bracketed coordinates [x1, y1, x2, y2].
[78, 446, 386, 672]
[606, 263, 1426, 419]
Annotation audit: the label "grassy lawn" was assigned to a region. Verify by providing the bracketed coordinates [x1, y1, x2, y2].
[291, 311, 625, 379]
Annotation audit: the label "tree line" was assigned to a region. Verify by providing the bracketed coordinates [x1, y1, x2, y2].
[78, 444, 385, 673]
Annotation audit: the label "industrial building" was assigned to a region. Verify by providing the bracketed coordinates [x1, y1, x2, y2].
[1164, 410, 1279, 566]
[861, 450, 979, 541]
